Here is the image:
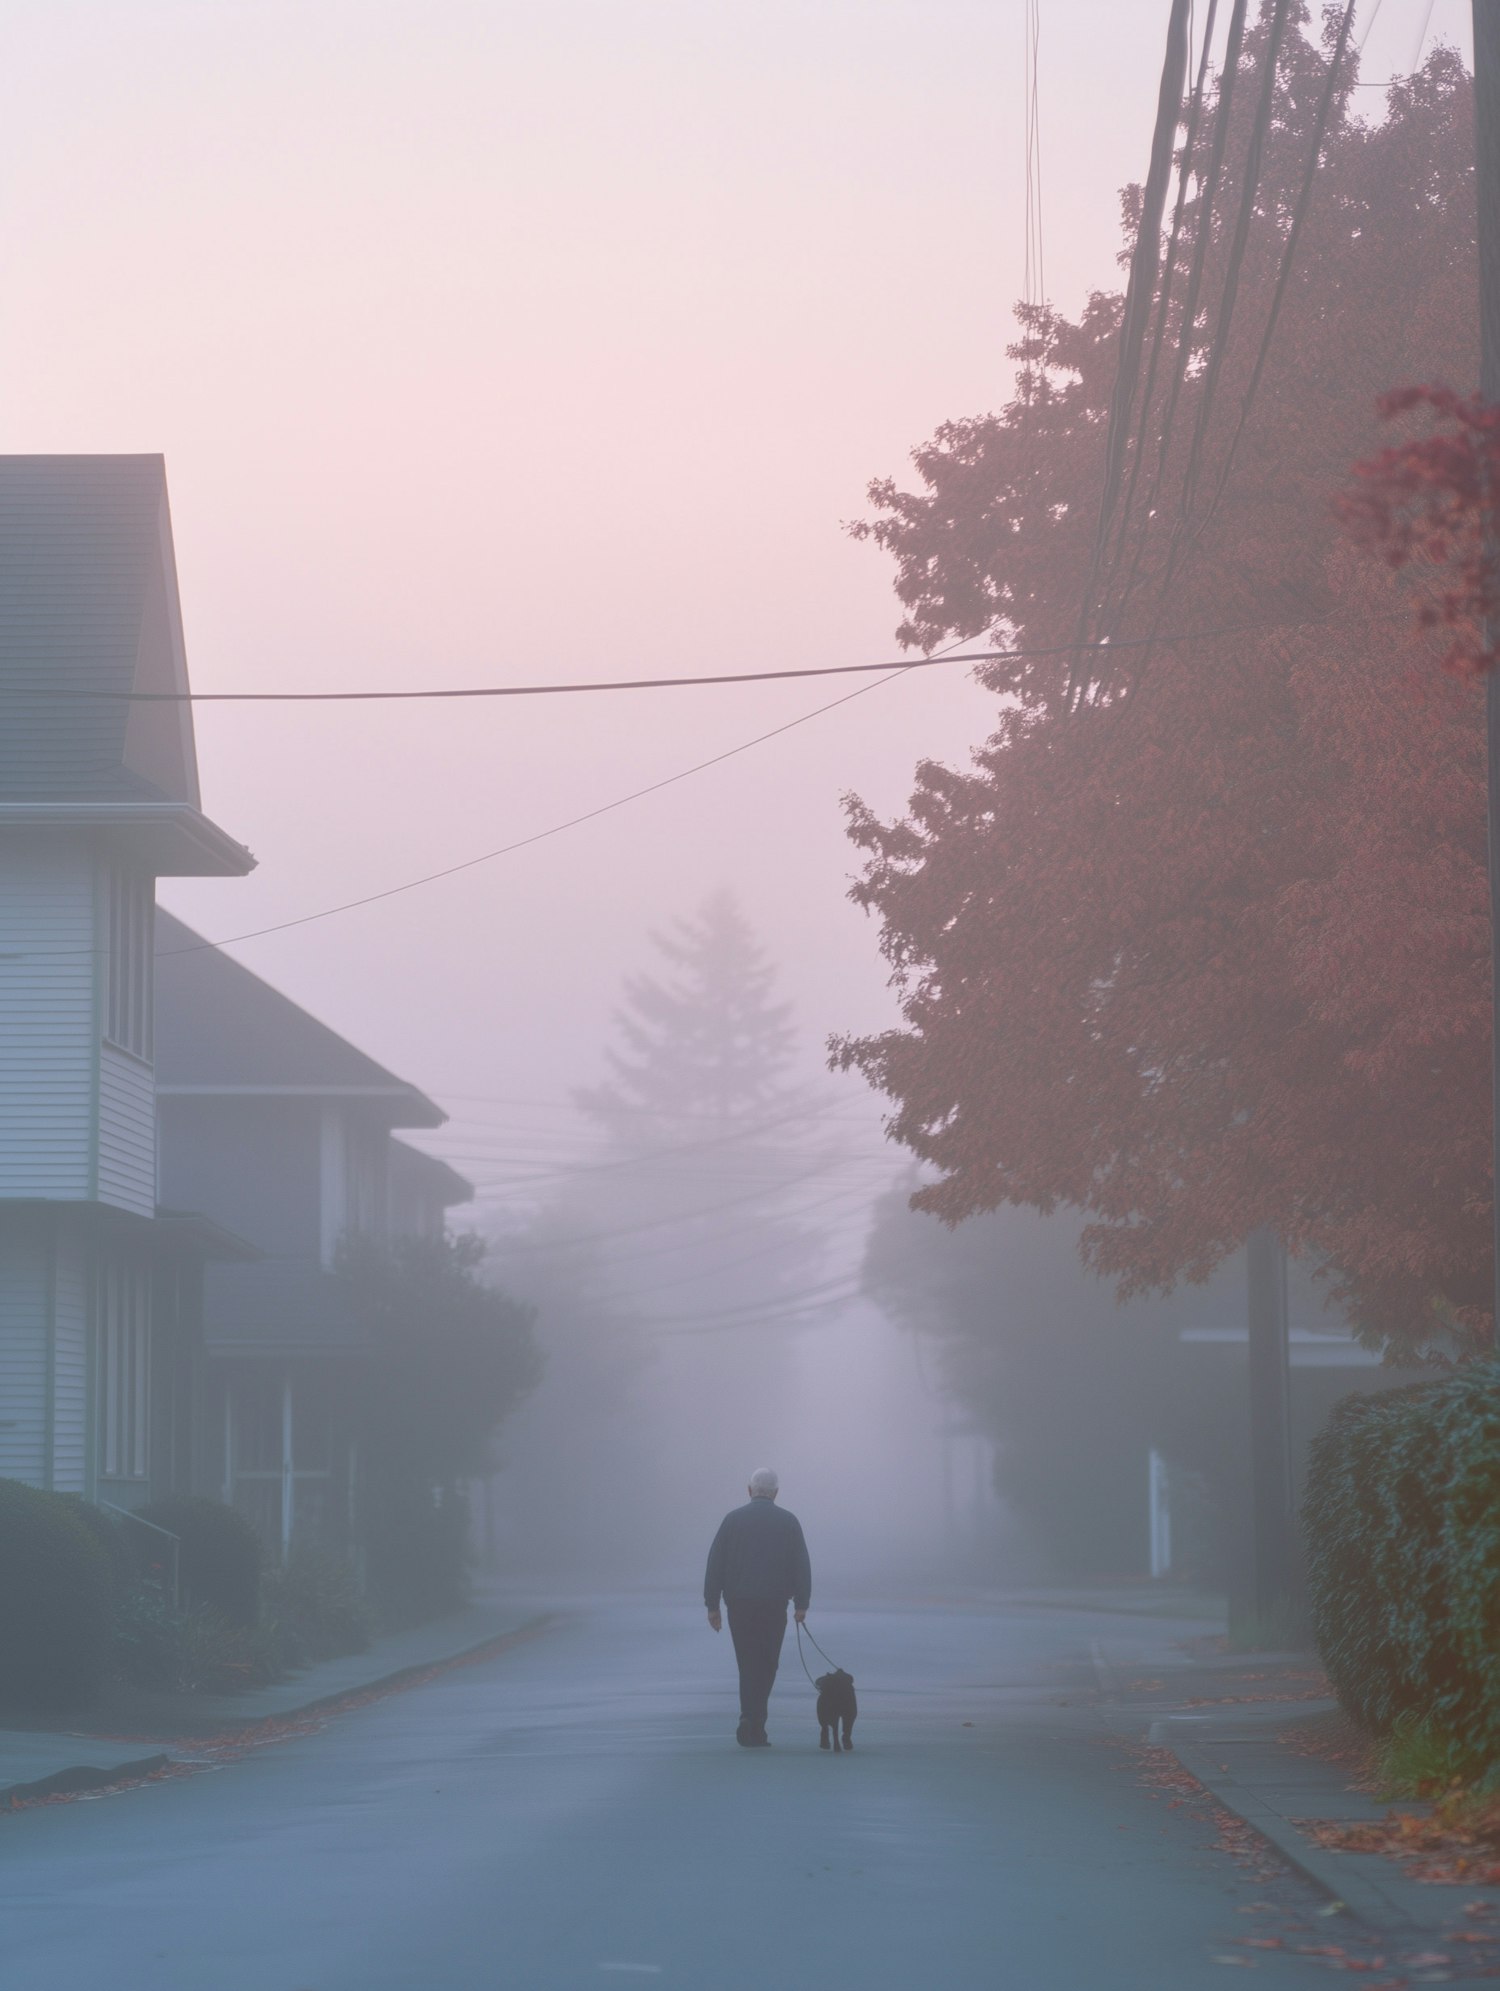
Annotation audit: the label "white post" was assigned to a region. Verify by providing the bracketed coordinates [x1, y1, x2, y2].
[1148, 1447, 1172, 1579]
[280, 1368, 294, 1564]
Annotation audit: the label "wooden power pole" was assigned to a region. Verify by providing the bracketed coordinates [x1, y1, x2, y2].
[1246, 1227, 1295, 1616]
[1475, 3, 1500, 1338]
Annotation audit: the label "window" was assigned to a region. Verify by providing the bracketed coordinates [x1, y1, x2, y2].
[105, 866, 154, 1059]
[99, 1262, 150, 1480]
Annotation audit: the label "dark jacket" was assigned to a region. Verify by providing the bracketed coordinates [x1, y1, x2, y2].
[704, 1497, 812, 1613]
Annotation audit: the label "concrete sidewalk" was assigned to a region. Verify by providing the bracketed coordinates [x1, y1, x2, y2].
[2, 1592, 552, 1808]
[1089, 1618, 1500, 1936]
[1160, 1714, 1471, 1936]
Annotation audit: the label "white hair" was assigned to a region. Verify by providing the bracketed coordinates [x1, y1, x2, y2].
[748, 1467, 780, 1498]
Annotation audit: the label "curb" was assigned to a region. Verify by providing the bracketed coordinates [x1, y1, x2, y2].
[2, 1612, 555, 1812]
[192, 1611, 557, 1731]
[1168, 1740, 1423, 1936]
[3, 1753, 170, 1808]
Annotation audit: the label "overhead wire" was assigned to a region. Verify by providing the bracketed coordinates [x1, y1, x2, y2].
[1101, 0, 1222, 628]
[1068, 0, 1193, 705]
[1188, 0, 1360, 547]
[1410, 0, 1439, 70]
[488, 1179, 888, 1273]
[1170, 0, 1296, 539]
[151, 665, 915, 959]
[416, 1096, 878, 1188]
[1103, 0, 1251, 659]
[479, 1154, 866, 1254]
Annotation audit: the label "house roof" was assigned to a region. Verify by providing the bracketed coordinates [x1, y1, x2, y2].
[0, 455, 252, 877]
[154, 909, 446, 1128]
[389, 1138, 474, 1209]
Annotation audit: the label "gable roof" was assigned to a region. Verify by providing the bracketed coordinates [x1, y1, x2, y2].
[154, 909, 445, 1127]
[0, 455, 251, 876]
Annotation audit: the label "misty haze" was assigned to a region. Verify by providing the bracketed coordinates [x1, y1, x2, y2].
[3, 3, 1500, 1988]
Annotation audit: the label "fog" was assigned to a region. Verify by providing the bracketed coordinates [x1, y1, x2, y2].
[10, 3, 1500, 1985]
[21, 0, 1454, 1601]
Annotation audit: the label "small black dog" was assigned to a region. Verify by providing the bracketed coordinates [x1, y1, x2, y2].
[816, 1669, 857, 1753]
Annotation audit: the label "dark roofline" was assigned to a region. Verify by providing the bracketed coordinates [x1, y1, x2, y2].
[388, 1139, 475, 1207]
[155, 909, 446, 1128]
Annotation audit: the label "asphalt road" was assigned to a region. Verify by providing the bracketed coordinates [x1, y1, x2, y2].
[0, 1598, 1382, 1990]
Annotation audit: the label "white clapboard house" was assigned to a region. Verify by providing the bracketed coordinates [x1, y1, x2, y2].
[0, 455, 473, 1565]
[0, 456, 254, 1514]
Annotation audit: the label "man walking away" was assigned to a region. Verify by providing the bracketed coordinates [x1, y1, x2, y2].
[704, 1467, 812, 1747]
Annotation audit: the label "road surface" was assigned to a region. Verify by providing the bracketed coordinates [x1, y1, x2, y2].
[0, 1597, 1396, 1989]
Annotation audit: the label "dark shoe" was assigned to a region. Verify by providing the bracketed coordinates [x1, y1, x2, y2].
[749, 1731, 771, 1747]
[736, 1721, 752, 1747]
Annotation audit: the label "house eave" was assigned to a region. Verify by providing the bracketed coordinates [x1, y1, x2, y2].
[0, 802, 255, 878]
[156, 1082, 446, 1129]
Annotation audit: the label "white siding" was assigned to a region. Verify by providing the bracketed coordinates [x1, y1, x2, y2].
[97, 1041, 155, 1215]
[0, 836, 96, 1199]
[0, 1216, 49, 1485]
[51, 1239, 89, 1494]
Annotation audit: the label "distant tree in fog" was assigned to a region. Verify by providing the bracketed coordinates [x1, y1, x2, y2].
[340, 1234, 540, 1619]
[579, 889, 799, 1136]
[489, 893, 847, 1574]
[861, 1188, 1247, 1581]
[835, 44, 1487, 1361]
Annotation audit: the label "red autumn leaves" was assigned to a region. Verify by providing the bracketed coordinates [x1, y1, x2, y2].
[837, 49, 1490, 1357]
[1341, 386, 1500, 678]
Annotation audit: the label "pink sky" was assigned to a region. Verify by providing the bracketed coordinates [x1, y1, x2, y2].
[0, 0, 1470, 1190]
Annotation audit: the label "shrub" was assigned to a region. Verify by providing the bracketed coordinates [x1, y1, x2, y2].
[177, 1605, 281, 1694]
[261, 1546, 372, 1667]
[1303, 1366, 1500, 1771]
[110, 1581, 186, 1690]
[0, 1478, 111, 1711]
[66, 1497, 138, 1601]
[140, 1496, 262, 1629]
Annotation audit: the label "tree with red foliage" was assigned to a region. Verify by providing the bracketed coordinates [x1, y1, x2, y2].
[835, 37, 1488, 1360]
[1340, 385, 1500, 676]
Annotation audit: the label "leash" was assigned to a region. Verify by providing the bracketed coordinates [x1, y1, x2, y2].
[795, 1618, 846, 1688]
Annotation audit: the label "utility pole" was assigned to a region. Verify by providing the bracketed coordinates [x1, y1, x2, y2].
[1475, 3, 1500, 1337]
[1246, 1227, 1294, 1616]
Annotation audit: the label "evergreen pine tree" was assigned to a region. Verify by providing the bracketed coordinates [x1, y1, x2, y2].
[578, 890, 799, 1140]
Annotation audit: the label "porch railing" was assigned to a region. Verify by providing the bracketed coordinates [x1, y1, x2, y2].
[97, 1500, 182, 1613]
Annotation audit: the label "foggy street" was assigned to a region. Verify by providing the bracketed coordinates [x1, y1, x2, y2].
[2, 9, 1498, 1988]
[4, 1596, 1362, 1991]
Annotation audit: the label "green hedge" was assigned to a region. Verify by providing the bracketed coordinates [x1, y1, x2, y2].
[1302, 1366, 1500, 1768]
[140, 1496, 263, 1629]
[0, 1478, 111, 1711]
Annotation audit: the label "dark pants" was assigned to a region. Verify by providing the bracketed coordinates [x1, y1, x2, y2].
[726, 1598, 787, 1734]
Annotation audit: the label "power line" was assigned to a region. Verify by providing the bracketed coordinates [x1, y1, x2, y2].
[482, 1155, 856, 1254]
[1103, 0, 1251, 667]
[1191, 0, 1360, 545]
[487, 1179, 884, 1274]
[1102, 0, 1221, 630]
[138, 607, 1366, 966]
[25, 605, 1376, 980]
[152, 666, 916, 960]
[1076, 0, 1193, 673]
[652, 1279, 866, 1335]
[8, 609, 1369, 706]
[1172, 0, 1296, 539]
[416, 1096, 873, 1188]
